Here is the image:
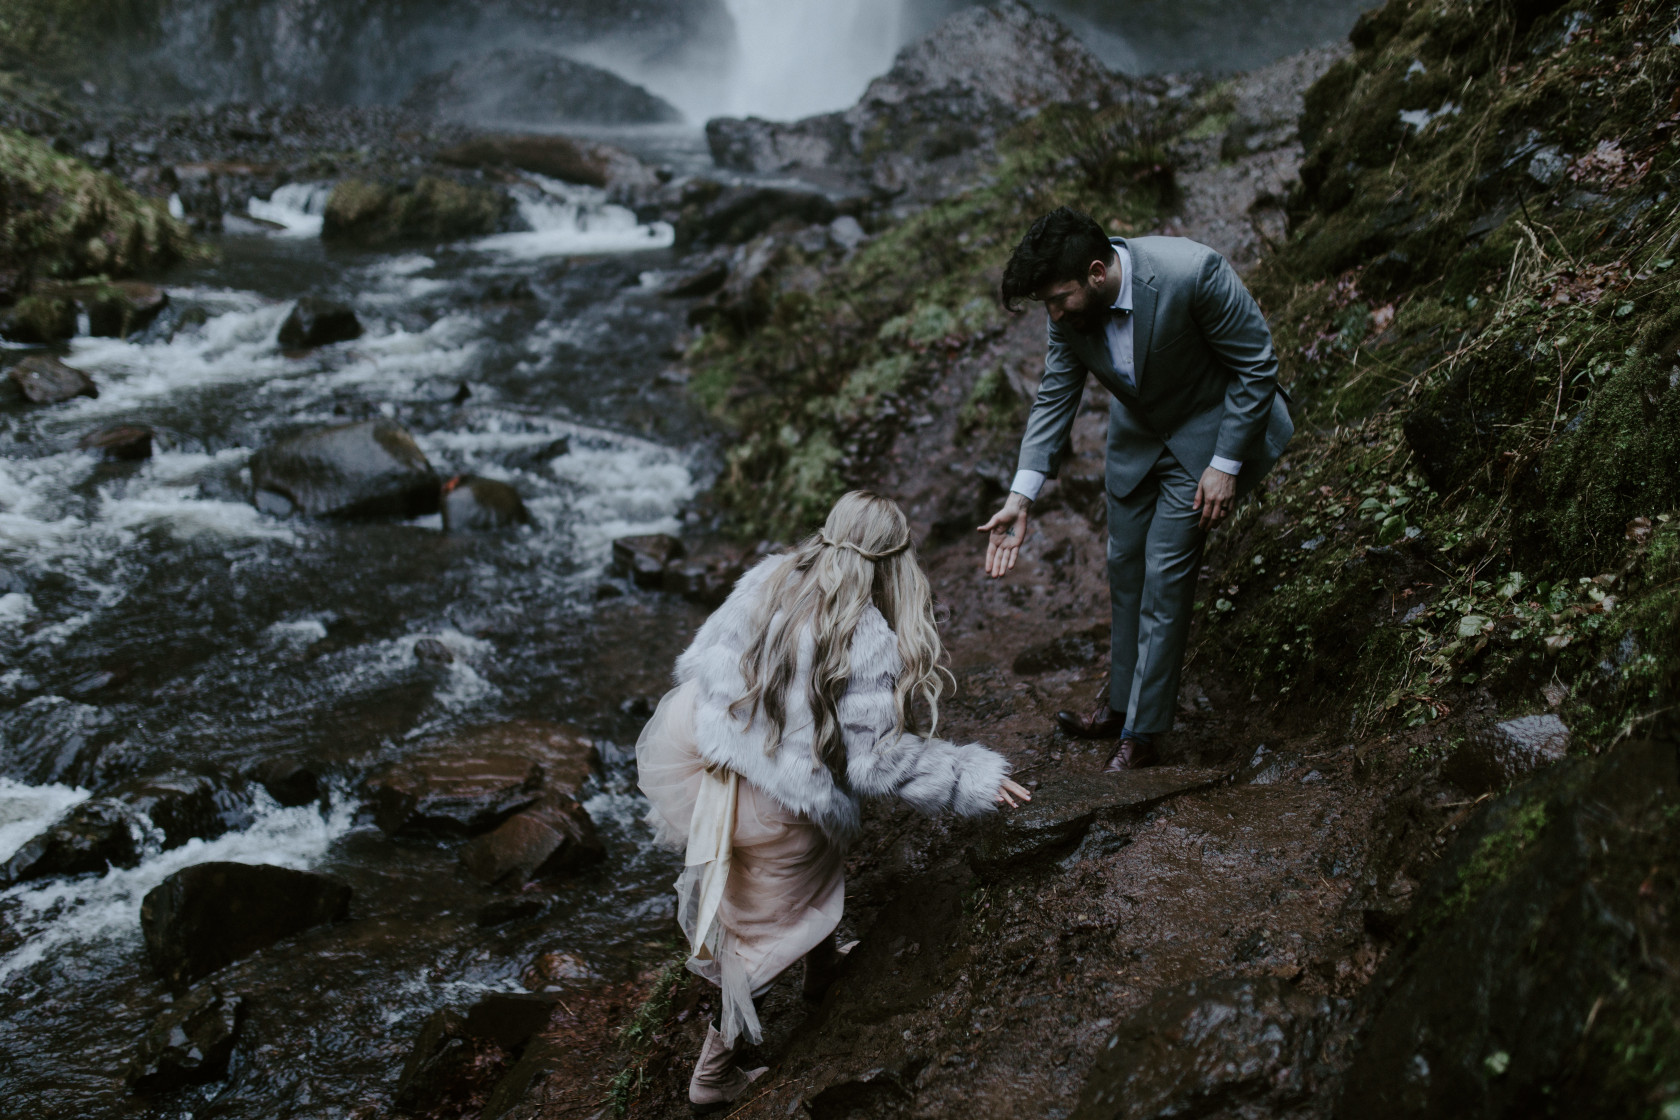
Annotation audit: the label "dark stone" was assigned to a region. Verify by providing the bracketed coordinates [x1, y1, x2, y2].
[441, 474, 531, 532]
[661, 558, 744, 607]
[249, 756, 322, 807]
[249, 418, 440, 519]
[1071, 977, 1340, 1119]
[678, 185, 838, 248]
[970, 768, 1228, 872]
[126, 985, 243, 1094]
[459, 795, 604, 889]
[321, 176, 510, 248]
[8, 354, 98, 403]
[404, 49, 682, 126]
[0, 294, 77, 343]
[477, 895, 554, 927]
[1012, 623, 1108, 674]
[120, 771, 254, 850]
[464, 991, 562, 1050]
[0, 798, 144, 886]
[660, 260, 729, 299]
[611, 533, 685, 588]
[140, 861, 352, 990]
[414, 637, 455, 665]
[1442, 714, 1571, 796]
[1337, 737, 1679, 1118]
[392, 1009, 504, 1115]
[434, 133, 654, 192]
[78, 281, 169, 338]
[368, 753, 544, 839]
[277, 297, 363, 349]
[77, 424, 154, 460]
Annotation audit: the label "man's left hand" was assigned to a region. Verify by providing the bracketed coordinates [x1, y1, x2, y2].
[1193, 466, 1237, 529]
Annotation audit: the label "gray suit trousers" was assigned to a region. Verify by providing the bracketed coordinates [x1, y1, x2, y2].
[1107, 445, 1207, 733]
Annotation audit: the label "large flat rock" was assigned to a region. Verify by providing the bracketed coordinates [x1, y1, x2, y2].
[971, 766, 1228, 871]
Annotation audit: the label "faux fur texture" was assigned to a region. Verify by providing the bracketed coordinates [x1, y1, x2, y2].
[673, 555, 1010, 840]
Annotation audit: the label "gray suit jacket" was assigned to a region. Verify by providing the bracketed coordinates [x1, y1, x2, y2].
[1016, 236, 1293, 499]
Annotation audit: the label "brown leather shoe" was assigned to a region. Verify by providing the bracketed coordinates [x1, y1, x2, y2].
[1103, 737, 1156, 771]
[1056, 698, 1126, 739]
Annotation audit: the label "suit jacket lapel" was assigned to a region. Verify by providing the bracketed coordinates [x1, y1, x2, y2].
[1124, 238, 1158, 395]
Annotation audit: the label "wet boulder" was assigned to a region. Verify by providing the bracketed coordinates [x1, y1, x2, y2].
[249, 418, 440, 519]
[1443, 714, 1571, 796]
[477, 896, 553, 927]
[0, 293, 77, 343]
[661, 557, 746, 608]
[405, 48, 681, 126]
[659, 258, 730, 299]
[434, 133, 659, 195]
[392, 1008, 501, 1115]
[248, 756, 323, 807]
[971, 768, 1228, 872]
[441, 474, 531, 532]
[464, 991, 562, 1051]
[676, 185, 838, 248]
[1338, 737, 1678, 1118]
[369, 752, 543, 839]
[459, 794, 604, 889]
[1071, 977, 1340, 1119]
[118, 771, 254, 850]
[277, 297, 362, 349]
[414, 637, 455, 665]
[77, 424, 154, 460]
[125, 985, 244, 1094]
[0, 798, 145, 886]
[47, 280, 170, 338]
[611, 533, 685, 588]
[7, 354, 98, 403]
[321, 176, 510, 248]
[140, 861, 352, 990]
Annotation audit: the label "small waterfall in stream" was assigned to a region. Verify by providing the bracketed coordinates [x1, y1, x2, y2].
[718, 0, 909, 119]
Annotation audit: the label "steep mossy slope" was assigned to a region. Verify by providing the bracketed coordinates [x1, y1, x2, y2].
[686, 101, 1177, 537]
[1203, 0, 1679, 742]
[0, 0, 157, 79]
[0, 127, 192, 289]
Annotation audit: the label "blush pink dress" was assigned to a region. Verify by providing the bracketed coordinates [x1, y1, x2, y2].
[636, 677, 846, 1046]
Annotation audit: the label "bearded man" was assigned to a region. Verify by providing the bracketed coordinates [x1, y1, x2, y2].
[978, 207, 1293, 770]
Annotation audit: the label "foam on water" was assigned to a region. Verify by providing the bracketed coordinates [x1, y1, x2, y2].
[544, 442, 695, 563]
[0, 790, 359, 981]
[0, 778, 91, 864]
[246, 181, 333, 237]
[473, 176, 673, 260]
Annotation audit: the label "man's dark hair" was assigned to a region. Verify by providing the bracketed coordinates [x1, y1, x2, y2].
[999, 207, 1114, 312]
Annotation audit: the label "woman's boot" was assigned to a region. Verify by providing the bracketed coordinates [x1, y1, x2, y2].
[689, 1022, 766, 1115]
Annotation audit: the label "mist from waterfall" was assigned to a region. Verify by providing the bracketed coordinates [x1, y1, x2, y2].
[719, 0, 909, 120]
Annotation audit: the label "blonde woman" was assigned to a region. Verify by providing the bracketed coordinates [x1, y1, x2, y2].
[638, 490, 1030, 1114]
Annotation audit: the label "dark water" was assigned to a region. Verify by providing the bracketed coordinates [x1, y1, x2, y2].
[0, 168, 719, 1117]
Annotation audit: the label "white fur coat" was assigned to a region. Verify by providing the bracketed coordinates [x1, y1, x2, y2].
[672, 555, 1010, 840]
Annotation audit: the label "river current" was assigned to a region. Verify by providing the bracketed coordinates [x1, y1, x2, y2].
[0, 148, 721, 1116]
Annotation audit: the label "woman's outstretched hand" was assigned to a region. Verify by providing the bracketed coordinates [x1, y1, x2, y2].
[995, 777, 1033, 808]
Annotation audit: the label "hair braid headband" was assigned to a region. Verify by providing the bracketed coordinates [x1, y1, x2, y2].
[819, 532, 910, 562]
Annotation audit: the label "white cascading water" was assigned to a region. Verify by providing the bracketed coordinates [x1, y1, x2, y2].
[720, 0, 908, 120]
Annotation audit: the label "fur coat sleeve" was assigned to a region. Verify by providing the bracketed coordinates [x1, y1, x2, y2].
[671, 555, 1010, 841]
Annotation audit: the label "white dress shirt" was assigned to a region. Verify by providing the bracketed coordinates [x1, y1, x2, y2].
[1009, 244, 1242, 502]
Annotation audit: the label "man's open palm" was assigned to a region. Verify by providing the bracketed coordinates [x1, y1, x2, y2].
[978, 493, 1032, 578]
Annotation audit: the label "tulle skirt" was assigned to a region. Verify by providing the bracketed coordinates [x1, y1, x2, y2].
[636, 679, 846, 1046]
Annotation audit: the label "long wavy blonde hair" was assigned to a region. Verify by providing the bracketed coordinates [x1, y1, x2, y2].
[730, 490, 953, 775]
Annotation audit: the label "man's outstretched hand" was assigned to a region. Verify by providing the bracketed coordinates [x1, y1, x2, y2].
[978, 492, 1032, 578]
[1193, 465, 1238, 529]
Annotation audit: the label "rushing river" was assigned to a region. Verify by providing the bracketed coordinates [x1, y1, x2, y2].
[0, 150, 724, 1117]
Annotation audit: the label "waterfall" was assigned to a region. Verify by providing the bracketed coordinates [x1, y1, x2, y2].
[720, 0, 908, 120]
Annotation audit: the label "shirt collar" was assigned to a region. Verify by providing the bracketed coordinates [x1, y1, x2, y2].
[1110, 242, 1133, 314]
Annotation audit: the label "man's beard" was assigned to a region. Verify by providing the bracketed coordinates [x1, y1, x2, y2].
[1064, 296, 1108, 334]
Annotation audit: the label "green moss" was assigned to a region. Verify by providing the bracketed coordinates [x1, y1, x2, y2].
[0, 0, 158, 77]
[607, 952, 690, 1116]
[1441, 798, 1548, 918]
[957, 362, 1026, 436]
[320, 176, 509, 247]
[0, 128, 192, 284]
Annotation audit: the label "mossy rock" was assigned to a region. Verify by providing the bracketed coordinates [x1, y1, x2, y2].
[0, 128, 192, 284]
[0, 292, 76, 342]
[321, 176, 511, 247]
